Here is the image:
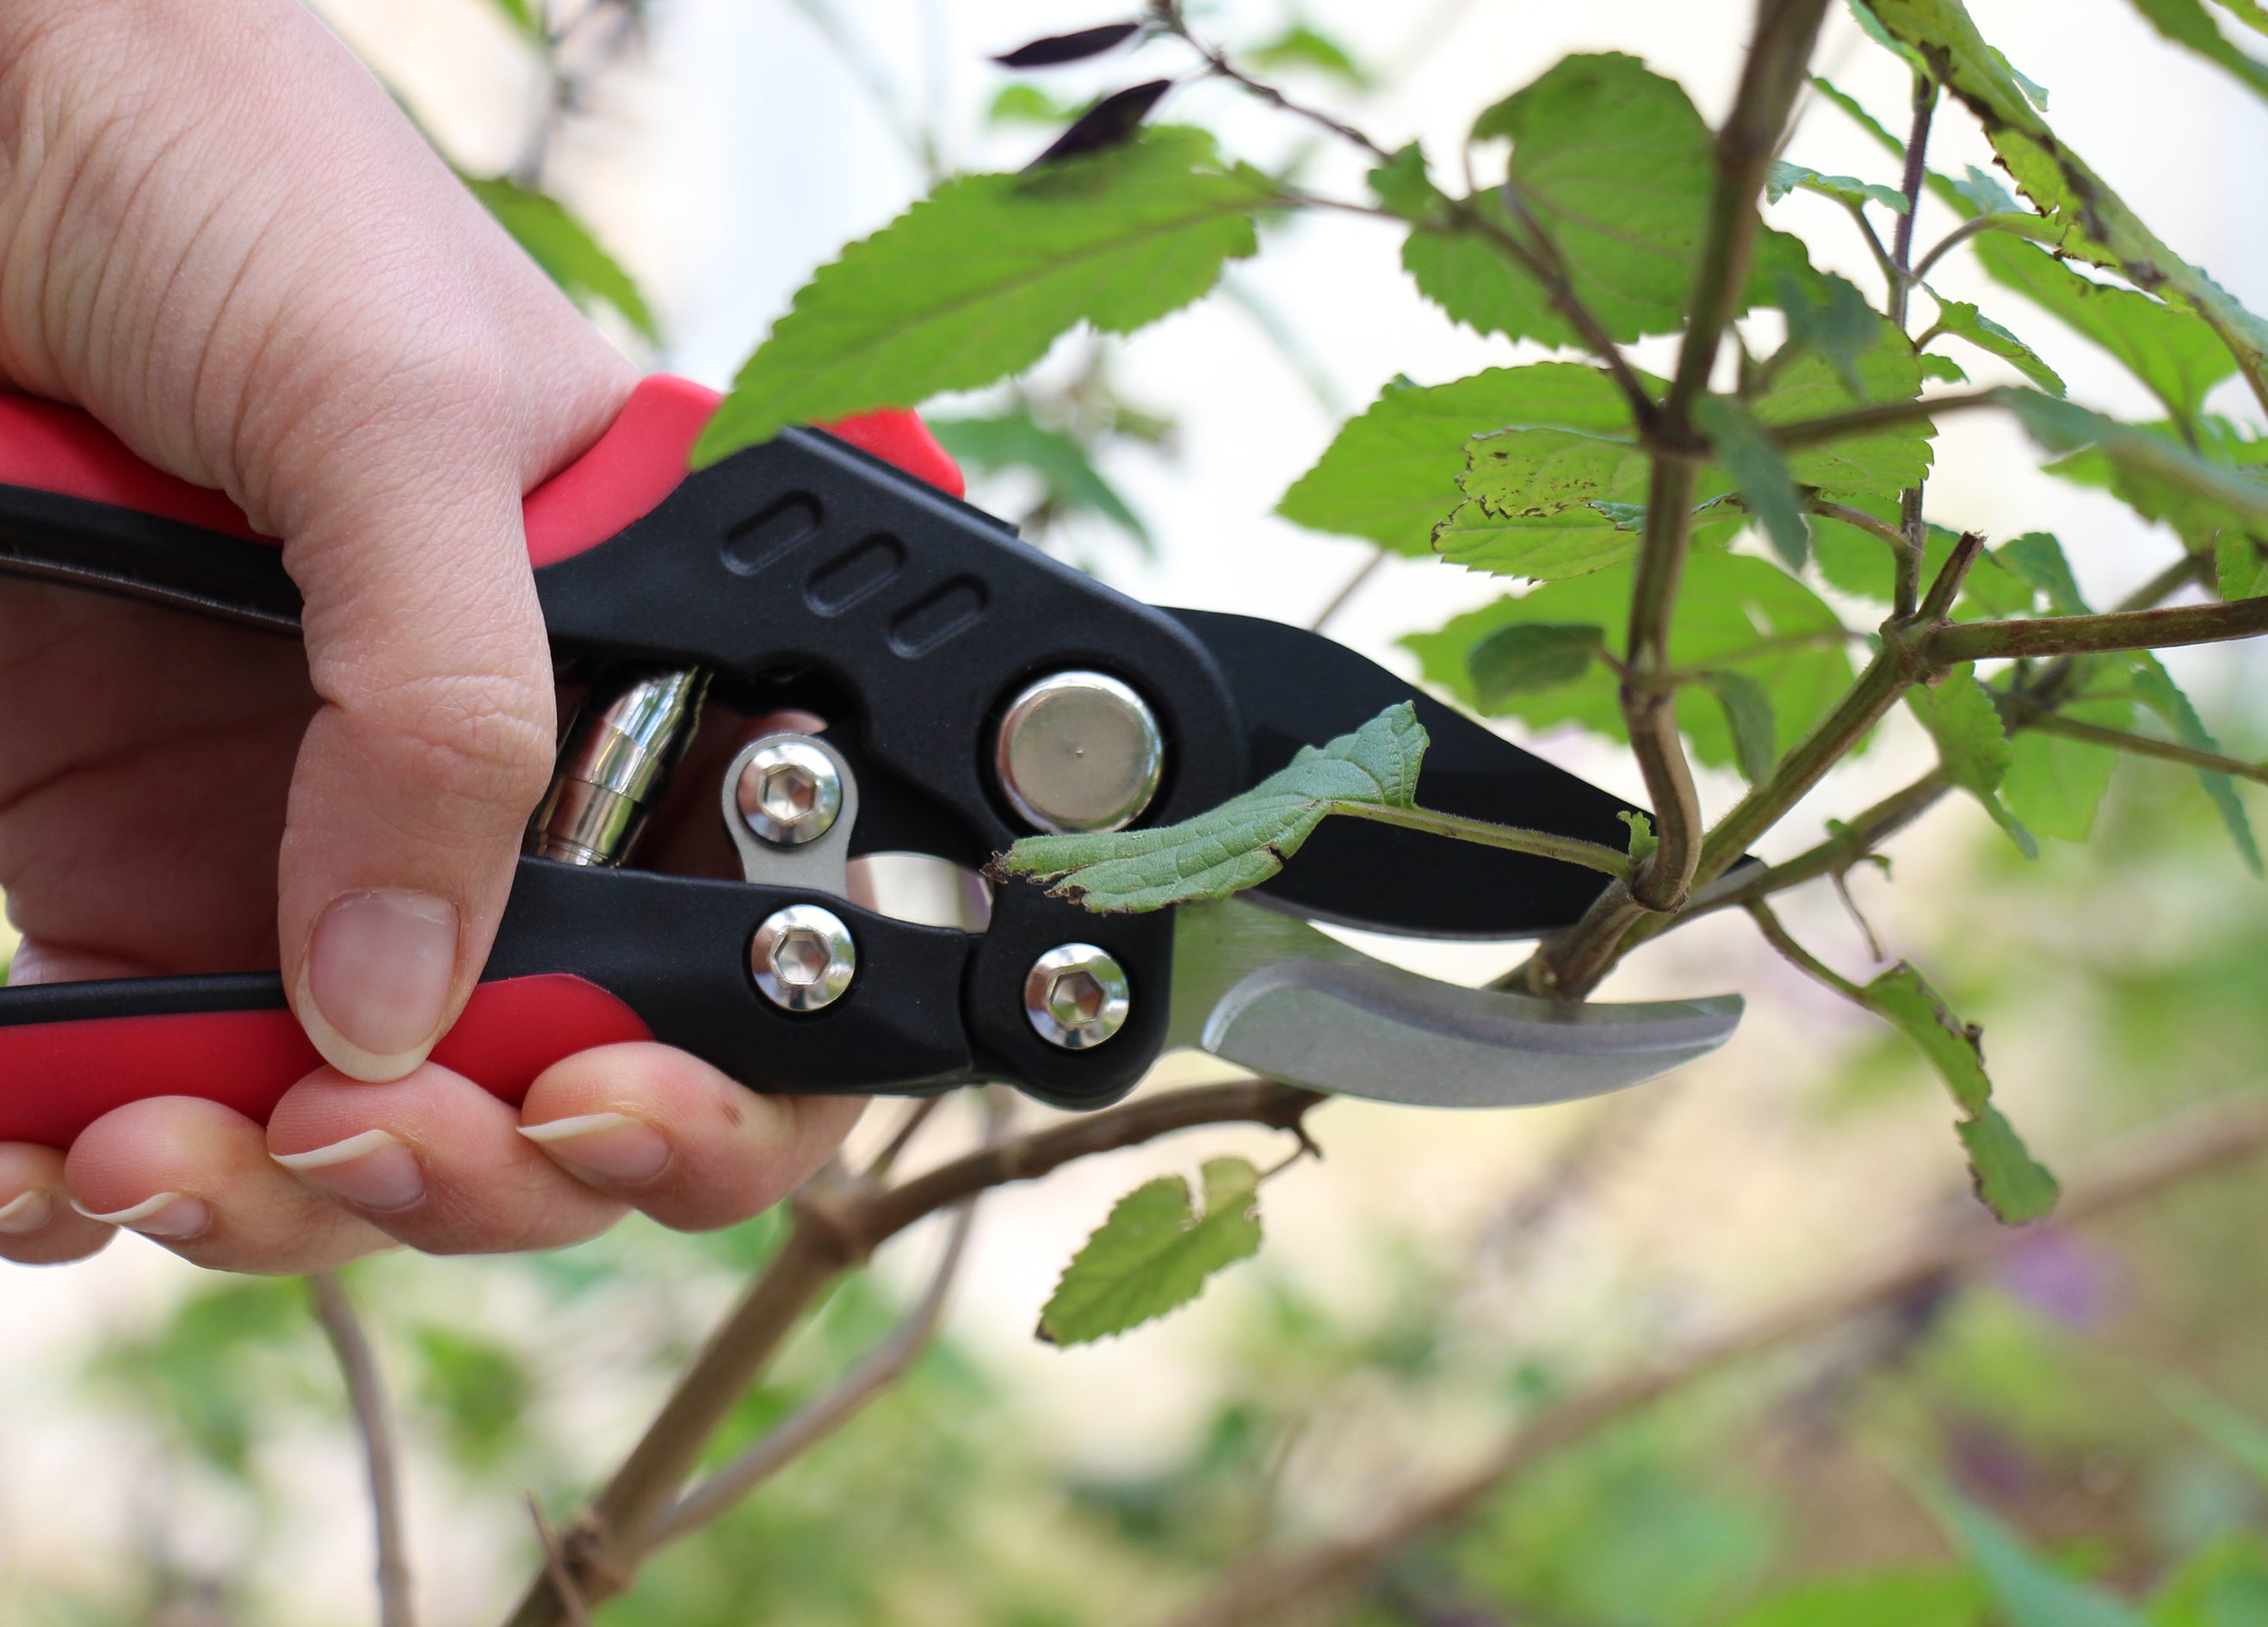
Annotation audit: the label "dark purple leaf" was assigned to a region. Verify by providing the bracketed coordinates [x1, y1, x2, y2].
[1027, 80, 1172, 169]
[992, 22, 1143, 69]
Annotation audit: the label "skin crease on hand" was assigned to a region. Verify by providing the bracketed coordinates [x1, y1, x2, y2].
[0, 0, 862, 1272]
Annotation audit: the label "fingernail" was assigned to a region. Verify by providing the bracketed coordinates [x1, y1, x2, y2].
[519, 1112, 671, 1184]
[273, 1129, 425, 1212]
[303, 889, 459, 1079]
[71, 1191, 212, 1240]
[0, 1190, 52, 1234]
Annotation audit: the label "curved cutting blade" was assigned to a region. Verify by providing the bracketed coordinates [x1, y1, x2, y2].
[1170, 900, 1741, 1109]
[1167, 609, 1641, 940]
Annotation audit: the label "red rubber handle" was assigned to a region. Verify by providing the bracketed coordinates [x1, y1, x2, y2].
[0, 374, 966, 566]
[0, 975, 655, 1150]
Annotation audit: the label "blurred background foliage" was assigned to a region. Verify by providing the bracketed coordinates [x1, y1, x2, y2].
[7, 1, 2268, 1624]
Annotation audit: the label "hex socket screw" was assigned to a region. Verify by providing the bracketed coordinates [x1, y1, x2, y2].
[751, 905, 857, 1012]
[1023, 943, 1131, 1050]
[736, 739, 843, 847]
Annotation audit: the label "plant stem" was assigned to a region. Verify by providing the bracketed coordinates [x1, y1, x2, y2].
[505, 1080, 1322, 1625]
[1623, 460, 1706, 912]
[1925, 595, 2268, 664]
[2009, 705, 2268, 784]
[1310, 548, 1387, 633]
[1745, 897, 1864, 997]
[1668, 0, 1834, 411]
[1326, 801, 1634, 881]
[650, 1195, 982, 1548]
[310, 1272, 414, 1627]
[1161, 1093, 2268, 1627]
[1769, 388, 1999, 450]
[1911, 212, 2050, 281]
[1886, 73, 1936, 327]
[1683, 770, 1950, 919]
[1155, 3, 1394, 161]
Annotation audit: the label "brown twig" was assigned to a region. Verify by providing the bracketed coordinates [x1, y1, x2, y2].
[310, 1272, 413, 1627]
[504, 1079, 1323, 1626]
[1153, 3, 1394, 161]
[649, 1194, 983, 1547]
[1310, 549, 1387, 633]
[525, 1496, 591, 1627]
[1885, 73, 1937, 327]
[1160, 1093, 2268, 1627]
[864, 1096, 944, 1182]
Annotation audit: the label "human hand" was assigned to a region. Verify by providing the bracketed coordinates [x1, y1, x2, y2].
[0, 0, 861, 1270]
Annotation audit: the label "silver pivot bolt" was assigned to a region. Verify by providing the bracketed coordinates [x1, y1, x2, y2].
[751, 905, 857, 1012]
[736, 738, 844, 846]
[994, 670, 1164, 834]
[1023, 943, 1131, 1050]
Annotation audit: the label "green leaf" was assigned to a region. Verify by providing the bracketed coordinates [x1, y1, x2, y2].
[1696, 395, 1810, 569]
[1956, 1107, 2066, 1224]
[1998, 52, 2053, 108]
[460, 175, 658, 342]
[988, 84, 1082, 127]
[2147, 1533, 2268, 1627]
[1468, 622, 1605, 707]
[2004, 700, 2130, 841]
[2046, 416, 2268, 575]
[1767, 159, 1911, 213]
[1812, 74, 1911, 159]
[698, 128, 1274, 461]
[1754, 315, 1935, 504]
[2221, 532, 2268, 599]
[1863, 966, 2059, 1222]
[1619, 809, 1659, 864]
[1953, 164, 2024, 217]
[1924, 288, 2066, 394]
[1974, 237, 2232, 422]
[998, 703, 1426, 912]
[2215, 0, 2268, 34]
[1919, 353, 1971, 385]
[1922, 1482, 2143, 1626]
[1725, 1572, 1984, 1627]
[926, 411, 1148, 546]
[1997, 530, 2092, 614]
[1037, 1158, 1264, 1345]
[2122, 0, 2268, 102]
[1404, 554, 1857, 772]
[1845, 0, 1933, 69]
[1999, 391, 2268, 529]
[1908, 665, 2036, 858]
[1279, 364, 1645, 557]
[1417, 53, 1712, 345]
[1703, 670, 1779, 783]
[1443, 424, 1653, 579]
[1368, 143, 1444, 223]
[1869, 0, 2268, 404]
[1782, 272, 1886, 395]
[2129, 652, 2263, 875]
[413, 1326, 532, 1470]
[1245, 23, 1371, 86]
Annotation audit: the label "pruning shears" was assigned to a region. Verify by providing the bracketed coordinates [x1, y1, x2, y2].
[0, 375, 1740, 1148]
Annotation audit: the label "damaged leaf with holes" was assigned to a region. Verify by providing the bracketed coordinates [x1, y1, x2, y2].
[995, 703, 1426, 912]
